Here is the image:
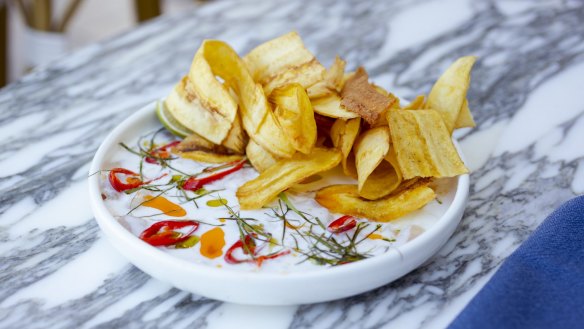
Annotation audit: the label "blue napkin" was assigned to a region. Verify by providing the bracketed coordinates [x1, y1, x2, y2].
[448, 195, 584, 329]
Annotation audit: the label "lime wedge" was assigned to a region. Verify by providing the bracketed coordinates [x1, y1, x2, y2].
[156, 101, 193, 138]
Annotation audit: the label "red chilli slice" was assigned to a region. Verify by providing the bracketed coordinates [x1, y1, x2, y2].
[139, 220, 199, 246]
[145, 140, 181, 164]
[327, 215, 357, 234]
[224, 234, 289, 267]
[182, 159, 246, 191]
[224, 235, 257, 264]
[108, 168, 166, 192]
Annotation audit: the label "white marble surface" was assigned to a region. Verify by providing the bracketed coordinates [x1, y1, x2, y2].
[1, 0, 584, 328]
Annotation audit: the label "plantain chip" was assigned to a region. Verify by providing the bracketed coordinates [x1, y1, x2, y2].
[311, 94, 359, 119]
[165, 76, 236, 145]
[237, 148, 341, 209]
[197, 40, 295, 158]
[370, 86, 401, 127]
[307, 56, 346, 99]
[453, 99, 476, 129]
[244, 32, 326, 95]
[326, 56, 346, 91]
[270, 83, 317, 154]
[387, 109, 468, 179]
[315, 184, 436, 222]
[353, 127, 402, 200]
[373, 84, 389, 96]
[177, 132, 224, 153]
[426, 56, 476, 133]
[176, 133, 244, 163]
[245, 89, 296, 158]
[221, 111, 247, 154]
[246, 139, 280, 173]
[340, 67, 397, 125]
[180, 152, 244, 164]
[330, 117, 361, 177]
[402, 95, 426, 110]
[354, 127, 389, 187]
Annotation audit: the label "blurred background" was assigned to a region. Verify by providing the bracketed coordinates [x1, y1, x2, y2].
[1, 0, 206, 87]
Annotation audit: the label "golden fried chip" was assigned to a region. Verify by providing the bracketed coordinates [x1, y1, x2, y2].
[369, 86, 401, 127]
[307, 56, 346, 98]
[246, 91, 296, 158]
[373, 84, 389, 96]
[453, 99, 476, 129]
[176, 133, 223, 153]
[237, 148, 341, 209]
[245, 139, 280, 172]
[244, 32, 326, 95]
[197, 40, 295, 158]
[387, 109, 468, 179]
[354, 127, 389, 187]
[306, 83, 334, 100]
[311, 94, 359, 119]
[340, 67, 397, 125]
[330, 117, 361, 177]
[221, 111, 247, 154]
[180, 152, 244, 164]
[327, 56, 346, 91]
[176, 133, 244, 163]
[270, 83, 317, 154]
[342, 71, 355, 85]
[353, 127, 402, 200]
[426, 56, 476, 132]
[165, 75, 236, 145]
[402, 95, 426, 110]
[315, 184, 435, 222]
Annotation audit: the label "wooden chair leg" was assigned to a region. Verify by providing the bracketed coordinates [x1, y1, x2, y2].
[0, 3, 7, 87]
[134, 0, 161, 22]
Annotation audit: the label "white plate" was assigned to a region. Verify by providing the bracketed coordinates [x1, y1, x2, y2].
[88, 101, 469, 305]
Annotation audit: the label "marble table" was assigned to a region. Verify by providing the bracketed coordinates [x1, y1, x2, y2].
[1, 0, 583, 328]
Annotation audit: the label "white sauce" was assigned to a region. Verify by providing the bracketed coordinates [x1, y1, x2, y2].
[101, 132, 456, 273]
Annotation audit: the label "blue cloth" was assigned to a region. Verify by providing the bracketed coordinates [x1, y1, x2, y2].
[448, 195, 584, 329]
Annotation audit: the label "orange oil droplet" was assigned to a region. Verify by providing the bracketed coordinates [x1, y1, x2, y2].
[368, 233, 383, 240]
[126, 176, 142, 184]
[199, 227, 225, 259]
[143, 195, 186, 217]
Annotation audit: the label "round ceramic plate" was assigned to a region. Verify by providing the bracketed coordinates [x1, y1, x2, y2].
[88, 101, 469, 305]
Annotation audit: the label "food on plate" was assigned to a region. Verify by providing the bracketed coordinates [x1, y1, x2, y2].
[340, 67, 397, 125]
[387, 109, 468, 180]
[307, 57, 359, 119]
[454, 99, 475, 129]
[176, 132, 244, 164]
[426, 56, 476, 132]
[269, 83, 317, 154]
[99, 32, 476, 270]
[402, 95, 425, 111]
[245, 139, 279, 173]
[237, 148, 341, 209]
[156, 101, 193, 138]
[307, 56, 346, 99]
[243, 31, 326, 95]
[330, 117, 360, 177]
[310, 94, 359, 119]
[315, 183, 436, 222]
[353, 127, 402, 200]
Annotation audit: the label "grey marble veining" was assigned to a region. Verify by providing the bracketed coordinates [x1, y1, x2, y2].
[1, 0, 583, 328]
